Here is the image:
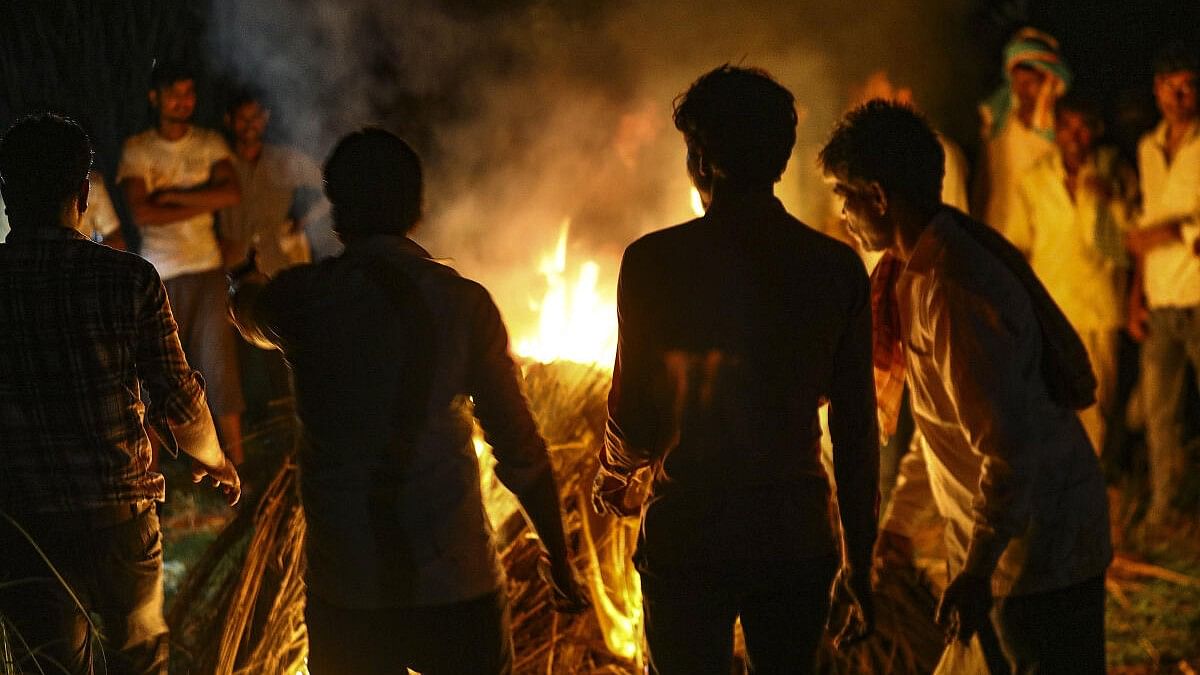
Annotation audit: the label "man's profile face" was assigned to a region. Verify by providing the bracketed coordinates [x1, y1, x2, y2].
[1054, 110, 1095, 167]
[151, 79, 197, 125]
[229, 101, 269, 146]
[1154, 70, 1198, 123]
[832, 173, 892, 252]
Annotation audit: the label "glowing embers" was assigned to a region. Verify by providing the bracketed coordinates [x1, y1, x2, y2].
[514, 219, 617, 368]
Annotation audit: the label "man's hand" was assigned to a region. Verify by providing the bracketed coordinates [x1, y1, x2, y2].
[936, 571, 993, 645]
[538, 554, 591, 614]
[590, 470, 641, 518]
[1127, 293, 1150, 343]
[873, 530, 915, 570]
[190, 455, 242, 506]
[830, 566, 875, 650]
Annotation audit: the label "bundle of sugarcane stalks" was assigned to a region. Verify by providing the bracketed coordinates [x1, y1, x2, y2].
[167, 360, 943, 674]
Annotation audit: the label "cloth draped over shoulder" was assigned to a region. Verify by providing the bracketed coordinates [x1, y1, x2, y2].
[980, 28, 1072, 142]
[871, 207, 1097, 437]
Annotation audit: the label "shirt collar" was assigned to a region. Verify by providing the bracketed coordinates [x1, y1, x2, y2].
[702, 191, 787, 222]
[345, 233, 432, 259]
[4, 225, 88, 244]
[1150, 118, 1200, 149]
[903, 207, 958, 276]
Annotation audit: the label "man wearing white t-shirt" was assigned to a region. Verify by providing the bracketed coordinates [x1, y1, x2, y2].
[118, 63, 245, 463]
[1126, 43, 1200, 527]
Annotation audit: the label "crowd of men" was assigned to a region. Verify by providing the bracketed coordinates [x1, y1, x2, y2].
[1, 26, 1198, 675]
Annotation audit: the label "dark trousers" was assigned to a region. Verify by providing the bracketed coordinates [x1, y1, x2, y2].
[0, 504, 168, 675]
[640, 555, 839, 675]
[992, 575, 1107, 674]
[305, 589, 513, 675]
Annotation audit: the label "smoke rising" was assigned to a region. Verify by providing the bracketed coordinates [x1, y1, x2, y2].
[207, 0, 978, 338]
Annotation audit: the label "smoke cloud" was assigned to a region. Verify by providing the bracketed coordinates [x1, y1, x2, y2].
[207, 0, 979, 339]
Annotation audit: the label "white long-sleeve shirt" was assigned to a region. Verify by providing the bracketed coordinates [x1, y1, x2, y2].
[882, 209, 1111, 598]
[1137, 120, 1200, 309]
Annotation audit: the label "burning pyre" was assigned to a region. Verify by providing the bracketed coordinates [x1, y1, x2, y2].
[167, 215, 942, 674]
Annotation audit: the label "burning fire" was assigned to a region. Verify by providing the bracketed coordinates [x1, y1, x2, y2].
[513, 219, 617, 368]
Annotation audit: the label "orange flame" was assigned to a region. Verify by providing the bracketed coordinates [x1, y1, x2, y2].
[513, 219, 617, 368]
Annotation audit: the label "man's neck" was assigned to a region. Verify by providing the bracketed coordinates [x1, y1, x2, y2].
[707, 180, 774, 208]
[892, 202, 941, 262]
[1164, 116, 1197, 155]
[235, 139, 264, 163]
[156, 120, 190, 142]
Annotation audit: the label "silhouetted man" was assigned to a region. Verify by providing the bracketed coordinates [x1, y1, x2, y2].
[822, 100, 1111, 674]
[229, 128, 586, 674]
[0, 114, 240, 675]
[594, 66, 879, 675]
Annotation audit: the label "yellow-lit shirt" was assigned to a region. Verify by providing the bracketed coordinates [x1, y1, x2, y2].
[1010, 148, 1131, 331]
[1137, 120, 1200, 308]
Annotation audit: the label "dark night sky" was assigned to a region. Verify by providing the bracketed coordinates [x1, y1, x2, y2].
[3, 1, 1199, 171]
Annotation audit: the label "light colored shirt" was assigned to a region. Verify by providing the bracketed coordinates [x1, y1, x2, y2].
[983, 110, 1056, 236]
[117, 127, 231, 281]
[1137, 120, 1200, 308]
[1011, 148, 1130, 331]
[79, 171, 121, 241]
[220, 144, 326, 276]
[940, 135, 970, 213]
[883, 209, 1111, 598]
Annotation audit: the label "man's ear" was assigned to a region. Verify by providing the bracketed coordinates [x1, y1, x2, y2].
[148, 89, 160, 109]
[866, 180, 888, 216]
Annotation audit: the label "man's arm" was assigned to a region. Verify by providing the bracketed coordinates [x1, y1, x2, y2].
[154, 158, 241, 210]
[121, 159, 241, 228]
[121, 176, 212, 227]
[1126, 256, 1150, 342]
[228, 264, 284, 351]
[468, 289, 587, 611]
[936, 280, 1038, 580]
[928, 279, 1041, 643]
[1125, 214, 1191, 256]
[826, 264, 880, 648]
[827, 266, 880, 577]
[135, 269, 239, 504]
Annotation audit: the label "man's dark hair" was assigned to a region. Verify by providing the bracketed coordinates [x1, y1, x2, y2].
[150, 60, 196, 90]
[819, 99, 944, 207]
[1055, 92, 1103, 131]
[225, 88, 266, 117]
[1153, 41, 1199, 77]
[323, 128, 423, 237]
[0, 113, 93, 228]
[673, 65, 797, 185]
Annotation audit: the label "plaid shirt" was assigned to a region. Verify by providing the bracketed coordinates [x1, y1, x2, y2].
[0, 226, 210, 513]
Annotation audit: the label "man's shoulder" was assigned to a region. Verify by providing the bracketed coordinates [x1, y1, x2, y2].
[119, 129, 159, 162]
[624, 218, 700, 254]
[926, 212, 1023, 303]
[91, 241, 161, 280]
[1136, 122, 1166, 156]
[625, 215, 863, 273]
[190, 126, 227, 144]
[263, 144, 322, 181]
